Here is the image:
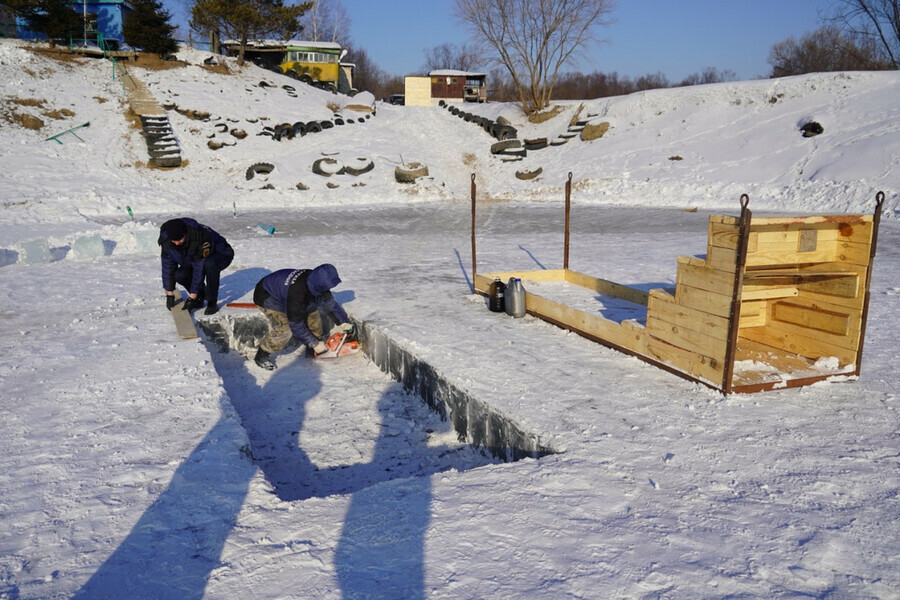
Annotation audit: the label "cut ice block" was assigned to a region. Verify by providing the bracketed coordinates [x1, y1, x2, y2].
[71, 233, 106, 259]
[133, 230, 160, 254]
[18, 238, 52, 264]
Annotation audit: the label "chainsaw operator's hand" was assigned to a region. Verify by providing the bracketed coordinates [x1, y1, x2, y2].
[338, 322, 354, 334]
[313, 341, 327, 356]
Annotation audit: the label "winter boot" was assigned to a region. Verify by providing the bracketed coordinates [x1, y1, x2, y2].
[204, 299, 219, 315]
[254, 348, 276, 370]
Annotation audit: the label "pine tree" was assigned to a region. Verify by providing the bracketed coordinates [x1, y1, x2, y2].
[12, 0, 82, 47]
[191, 0, 312, 65]
[122, 0, 177, 57]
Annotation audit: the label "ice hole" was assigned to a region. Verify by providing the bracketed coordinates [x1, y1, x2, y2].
[199, 314, 554, 502]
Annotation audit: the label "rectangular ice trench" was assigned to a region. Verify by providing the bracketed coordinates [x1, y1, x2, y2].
[197, 313, 554, 501]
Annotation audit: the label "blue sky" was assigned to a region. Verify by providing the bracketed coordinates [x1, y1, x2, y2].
[165, 0, 836, 82]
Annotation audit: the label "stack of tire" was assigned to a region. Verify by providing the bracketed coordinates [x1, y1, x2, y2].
[438, 99, 517, 142]
[260, 112, 372, 142]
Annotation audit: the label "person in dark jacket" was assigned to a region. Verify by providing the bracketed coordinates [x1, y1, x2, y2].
[252, 264, 353, 370]
[158, 217, 234, 315]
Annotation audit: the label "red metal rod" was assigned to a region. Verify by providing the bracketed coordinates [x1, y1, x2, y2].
[564, 172, 572, 270]
[471, 173, 477, 287]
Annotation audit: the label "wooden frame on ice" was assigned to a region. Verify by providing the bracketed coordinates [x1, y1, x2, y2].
[470, 173, 885, 394]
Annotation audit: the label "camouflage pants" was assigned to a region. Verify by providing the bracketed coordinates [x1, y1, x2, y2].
[258, 307, 324, 353]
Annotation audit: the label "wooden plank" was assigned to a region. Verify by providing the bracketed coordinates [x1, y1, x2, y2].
[764, 312, 860, 351]
[730, 339, 853, 390]
[772, 294, 862, 334]
[745, 245, 836, 267]
[676, 257, 734, 296]
[708, 221, 741, 252]
[564, 270, 649, 305]
[749, 214, 872, 227]
[645, 314, 728, 359]
[476, 270, 567, 296]
[739, 300, 767, 328]
[833, 239, 872, 266]
[813, 223, 874, 246]
[171, 305, 198, 339]
[740, 323, 858, 363]
[481, 269, 567, 284]
[647, 290, 731, 340]
[772, 301, 850, 336]
[709, 215, 739, 226]
[745, 264, 863, 300]
[673, 283, 733, 318]
[740, 286, 798, 301]
[704, 244, 740, 272]
[646, 336, 725, 384]
[525, 292, 642, 351]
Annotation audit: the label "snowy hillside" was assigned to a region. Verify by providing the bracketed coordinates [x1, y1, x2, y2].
[0, 39, 898, 599]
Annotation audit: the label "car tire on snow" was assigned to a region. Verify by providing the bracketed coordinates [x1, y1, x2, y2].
[394, 162, 429, 183]
[491, 139, 522, 154]
[341, 158, 375, 176]
[515, 167, 542, 180]
[494, 125, 517, 141]
[246, 162, 275, 180]
[312, 157, 342, 177]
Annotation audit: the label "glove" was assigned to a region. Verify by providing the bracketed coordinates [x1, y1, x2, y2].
[338, 322, 354, 334]
[166, 295, 176, 311]
[183, 296, 203, 311]
[313, 341, 327, 355]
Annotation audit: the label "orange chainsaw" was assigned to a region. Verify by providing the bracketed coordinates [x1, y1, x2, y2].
[315, 331, 360, 359]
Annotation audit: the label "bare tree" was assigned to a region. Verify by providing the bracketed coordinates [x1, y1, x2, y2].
[345, 45, 402, 99]
[299, 0, 351, 44]
[768, 25, 889, 76]
[828, 0, 899, 68]
[422, 42, 484, 72]
[453, 0, 614, 114]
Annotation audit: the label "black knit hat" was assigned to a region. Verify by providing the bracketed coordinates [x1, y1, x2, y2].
[163, 219, 187, 241]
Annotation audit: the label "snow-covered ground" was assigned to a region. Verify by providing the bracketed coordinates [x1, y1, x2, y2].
[1, 40, 898, 599]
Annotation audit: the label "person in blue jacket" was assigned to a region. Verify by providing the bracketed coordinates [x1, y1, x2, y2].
[158, 217, 234, 315]
[252, 264, 353, 370]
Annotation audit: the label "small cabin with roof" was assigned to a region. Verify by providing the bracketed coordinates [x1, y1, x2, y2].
[430, 70, 487, 103]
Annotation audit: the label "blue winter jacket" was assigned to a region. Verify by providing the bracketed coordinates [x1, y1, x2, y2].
[253, 265, 350, 347]
[158, 217, 231, 294]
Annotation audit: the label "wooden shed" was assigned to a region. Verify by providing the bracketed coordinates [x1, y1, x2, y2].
[430, 70, 487, 103]
[471, 174, 885, 393]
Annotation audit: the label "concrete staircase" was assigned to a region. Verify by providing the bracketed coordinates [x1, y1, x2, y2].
[116, 62, 182, 168]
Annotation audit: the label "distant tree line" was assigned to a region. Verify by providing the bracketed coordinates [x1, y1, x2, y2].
[4, 0, 896, 106]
